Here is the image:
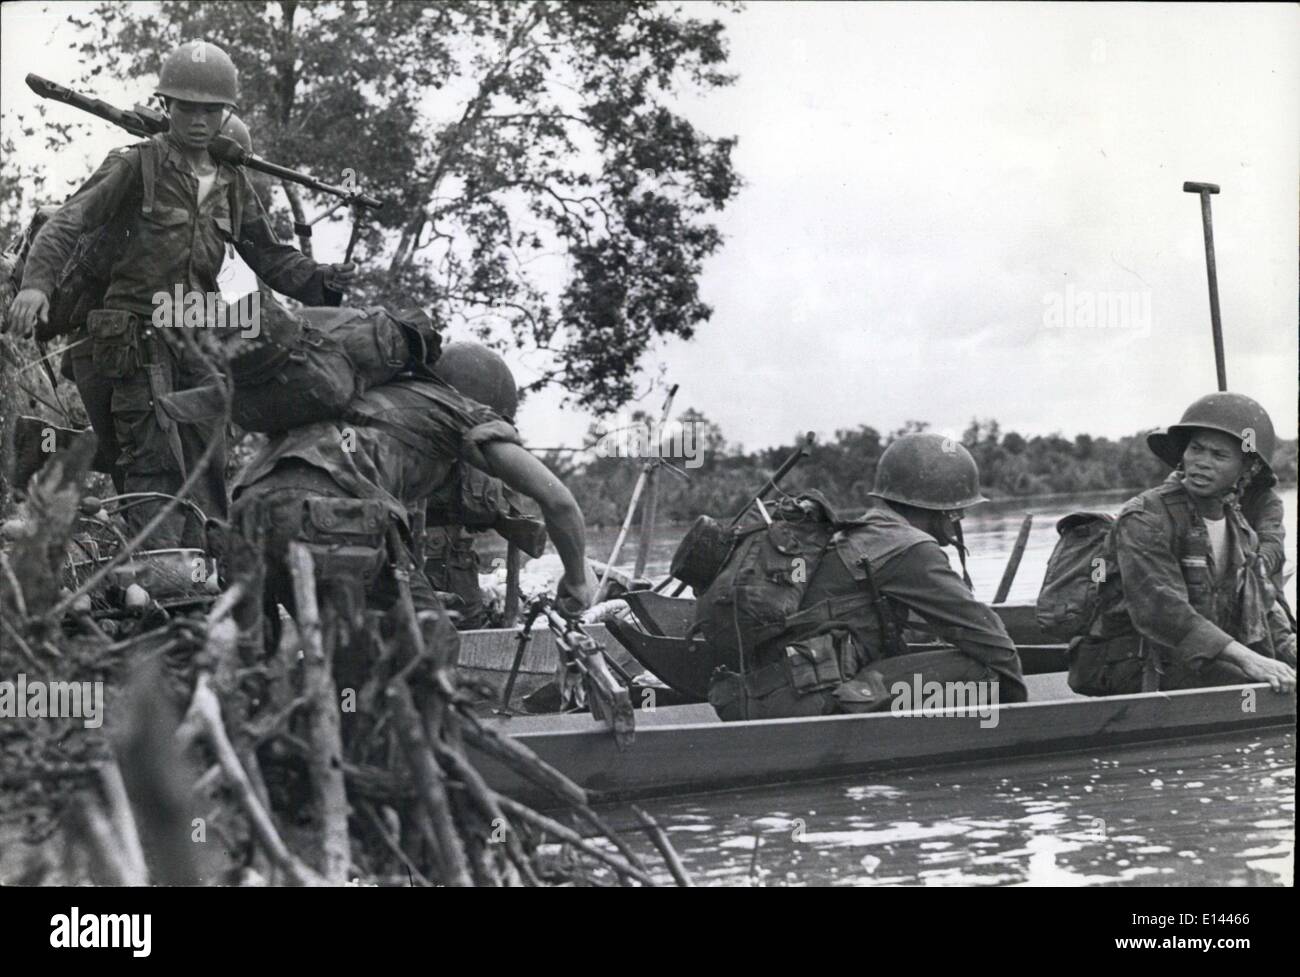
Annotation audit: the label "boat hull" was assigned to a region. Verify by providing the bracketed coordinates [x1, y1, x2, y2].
[472, 675, 1296, 808]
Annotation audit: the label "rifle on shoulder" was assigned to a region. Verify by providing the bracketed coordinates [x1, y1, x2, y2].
[26, 74, 383, 211]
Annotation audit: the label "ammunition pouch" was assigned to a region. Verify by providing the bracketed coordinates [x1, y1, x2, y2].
[1066, 635, 1144, 696]
[707, 659, 839, 722]
[782, 631, 853, 694]
[707, 630, 855, 722]
[87, 309, 140, 380]
[298, 497, 388, 580]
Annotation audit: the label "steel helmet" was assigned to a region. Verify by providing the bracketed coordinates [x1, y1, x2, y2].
[432, 342, 519, 420]
[220, 114, 252, 152]
[156, 41, 239, 107]
[870, 433, 987, 510]
[1147, 392, 1276, 480]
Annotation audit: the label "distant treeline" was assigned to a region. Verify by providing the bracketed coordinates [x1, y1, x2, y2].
[542, 411, 1299, 528]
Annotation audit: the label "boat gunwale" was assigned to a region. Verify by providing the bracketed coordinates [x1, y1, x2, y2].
[486, 681, 1295, 740]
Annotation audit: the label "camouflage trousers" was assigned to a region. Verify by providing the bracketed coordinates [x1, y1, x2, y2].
[1067, 635, 1280, 696]
[228, 463, 450, 667]
[422, 526, 490, 630]
[87, 311, 227, 547]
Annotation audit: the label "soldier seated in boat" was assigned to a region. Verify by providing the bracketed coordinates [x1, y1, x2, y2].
[228, 345, 592, 668]
[705, 433, 1028, 721]
[1068, 393, 1296, 696]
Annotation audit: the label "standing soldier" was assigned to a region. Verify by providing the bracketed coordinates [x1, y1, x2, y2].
[7, 40, 355, 546]
[704, 433, 1027, 721]
[1068, 393, 1296, 695]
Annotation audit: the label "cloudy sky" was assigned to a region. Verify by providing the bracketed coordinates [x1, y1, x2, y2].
[3, 2, 1296, 452]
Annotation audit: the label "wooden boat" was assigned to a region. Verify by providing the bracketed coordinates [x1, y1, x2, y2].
[454, 592, 1054, 700]
[456, 623, 618, 700]
[472, 672, 1296, 808]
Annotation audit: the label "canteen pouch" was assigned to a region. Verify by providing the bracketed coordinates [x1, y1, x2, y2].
[707, 667, 746, 722]
[87, 310, 139, 380]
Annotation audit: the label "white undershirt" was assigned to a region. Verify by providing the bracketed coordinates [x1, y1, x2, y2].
[1204, 516, 1229, 579]
[195, 171, 217, 206]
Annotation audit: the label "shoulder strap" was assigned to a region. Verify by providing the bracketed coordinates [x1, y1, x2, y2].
[1154, 478, 1191, 510]
[227, 171, 244, 241]
[138, 139, 157, 216]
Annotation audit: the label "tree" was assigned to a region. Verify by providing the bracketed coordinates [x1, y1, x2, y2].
[21, 0, 742, 412]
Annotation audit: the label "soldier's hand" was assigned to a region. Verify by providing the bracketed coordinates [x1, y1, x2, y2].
[324, 262, 357, 292]
[1235, 646, 1296, 694]
[555, 573, 594, 618]
[5, 288, 49, 337]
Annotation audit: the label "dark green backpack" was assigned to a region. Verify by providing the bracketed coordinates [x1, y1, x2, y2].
[692, 492, 846, 664]
[1035, 511, 1119, 641]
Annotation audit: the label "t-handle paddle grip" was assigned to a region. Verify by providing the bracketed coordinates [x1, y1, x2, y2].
[1182, 182, 1220, 195]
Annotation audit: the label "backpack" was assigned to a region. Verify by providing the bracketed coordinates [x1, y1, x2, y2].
[1034, 511, 1119, 641]
[691, 491, 852, 665]
[1, 137, 245, 342]
[157, 302, 441, 433]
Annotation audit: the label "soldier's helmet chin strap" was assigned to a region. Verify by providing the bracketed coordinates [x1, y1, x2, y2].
[1227, 457, 1263, 512]
[939, 510, 974, 592]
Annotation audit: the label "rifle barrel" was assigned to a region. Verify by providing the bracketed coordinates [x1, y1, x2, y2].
[208, 136, 384, 210]
[26, 75, 383, 211]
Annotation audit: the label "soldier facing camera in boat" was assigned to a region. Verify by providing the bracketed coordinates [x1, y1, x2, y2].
[693, 432, 1028, 722]
[1059, 393, 1296, 696]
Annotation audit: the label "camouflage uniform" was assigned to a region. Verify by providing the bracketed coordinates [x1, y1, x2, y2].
[230, 375, 521, 653]
[420, 462, 546, 630]
[21, 133, 341, 546]
[422, 525, 490, 630]
[1069, 475, 1296, 695]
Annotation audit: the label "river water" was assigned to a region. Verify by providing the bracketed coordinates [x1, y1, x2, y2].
[569, 487, 1296, 886]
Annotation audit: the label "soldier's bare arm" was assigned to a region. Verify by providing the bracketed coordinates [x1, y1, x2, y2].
[477, 440, 594, 610]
